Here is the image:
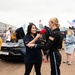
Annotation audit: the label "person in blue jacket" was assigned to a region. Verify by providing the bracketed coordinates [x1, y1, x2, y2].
[63, 29, 75, 65]
[23, 23, 42, 75]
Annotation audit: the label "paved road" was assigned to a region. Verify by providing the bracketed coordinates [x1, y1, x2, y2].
[0, 50, 75, 75]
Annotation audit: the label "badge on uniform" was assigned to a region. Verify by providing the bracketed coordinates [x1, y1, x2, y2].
[49, 36, 54, 41]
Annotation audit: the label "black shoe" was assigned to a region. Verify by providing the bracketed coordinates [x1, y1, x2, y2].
[68, 62, 71, 65]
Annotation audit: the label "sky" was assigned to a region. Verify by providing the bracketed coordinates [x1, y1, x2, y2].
[0, 0, 75, 28]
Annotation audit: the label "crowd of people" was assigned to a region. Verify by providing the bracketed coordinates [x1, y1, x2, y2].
[0, 17, 75, 75]
[0, 27, 17, 51]
[23, 17, 75, 75]
[0, 27, 17, 43]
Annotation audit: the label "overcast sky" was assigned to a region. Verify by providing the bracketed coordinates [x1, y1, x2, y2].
[0, 0, 75, 28]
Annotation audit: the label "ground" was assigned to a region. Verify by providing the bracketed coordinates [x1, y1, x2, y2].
[0, 50, 75, 75]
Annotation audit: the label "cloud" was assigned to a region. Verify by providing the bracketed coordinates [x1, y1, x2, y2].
[0, 0, 75, 27]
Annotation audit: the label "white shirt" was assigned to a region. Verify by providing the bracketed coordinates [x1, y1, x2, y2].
[6, 30, 11, 41]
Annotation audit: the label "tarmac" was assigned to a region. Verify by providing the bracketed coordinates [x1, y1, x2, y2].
[0, 50, 75, 75]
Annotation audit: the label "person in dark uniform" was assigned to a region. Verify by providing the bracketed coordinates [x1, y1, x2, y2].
[27, 17, 63, 75]
[23, 23, 42, 75]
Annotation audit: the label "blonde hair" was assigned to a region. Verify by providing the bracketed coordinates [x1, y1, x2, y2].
[67, 29, 74, 36]
[50, 17, 60, 28]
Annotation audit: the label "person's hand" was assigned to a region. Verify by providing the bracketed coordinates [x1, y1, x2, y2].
[26, 44, 35, 48]
[36, 33, 42, 39]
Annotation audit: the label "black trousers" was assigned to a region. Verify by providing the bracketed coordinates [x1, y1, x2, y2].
[24, 62, 42, 75]
[49, 51, 62, 75]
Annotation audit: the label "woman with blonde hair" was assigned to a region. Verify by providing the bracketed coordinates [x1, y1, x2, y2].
[63, 29, 75, 65]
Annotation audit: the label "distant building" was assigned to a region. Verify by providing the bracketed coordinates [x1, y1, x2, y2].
[0, 22, 17, 33]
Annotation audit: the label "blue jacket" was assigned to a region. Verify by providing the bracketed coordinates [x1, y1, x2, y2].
[65, 35, 75, 46]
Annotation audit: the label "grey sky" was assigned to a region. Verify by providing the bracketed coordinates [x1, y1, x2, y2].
[0, 0, 75, 27]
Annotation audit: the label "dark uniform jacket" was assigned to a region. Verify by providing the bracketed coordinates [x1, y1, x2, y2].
[35, 28, 63, 52]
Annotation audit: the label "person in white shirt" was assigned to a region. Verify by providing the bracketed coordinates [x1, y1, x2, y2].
[5, 27, 12, 43]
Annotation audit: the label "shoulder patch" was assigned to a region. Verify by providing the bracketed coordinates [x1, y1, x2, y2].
[49, 36, 54, 41]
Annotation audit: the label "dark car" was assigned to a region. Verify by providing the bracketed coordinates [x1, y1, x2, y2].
[0, 27, 25, 62]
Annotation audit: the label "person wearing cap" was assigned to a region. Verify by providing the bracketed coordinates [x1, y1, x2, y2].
[27, 17, 63, 75]
[5, 27, 12, 43]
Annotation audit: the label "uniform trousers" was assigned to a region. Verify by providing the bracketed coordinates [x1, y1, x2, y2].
[49, 51, 62, 75]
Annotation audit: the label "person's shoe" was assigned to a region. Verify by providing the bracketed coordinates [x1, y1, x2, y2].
[63, 61, 68, 63]
[62, 48, 64, 50]
[68, 62, 71, 65]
